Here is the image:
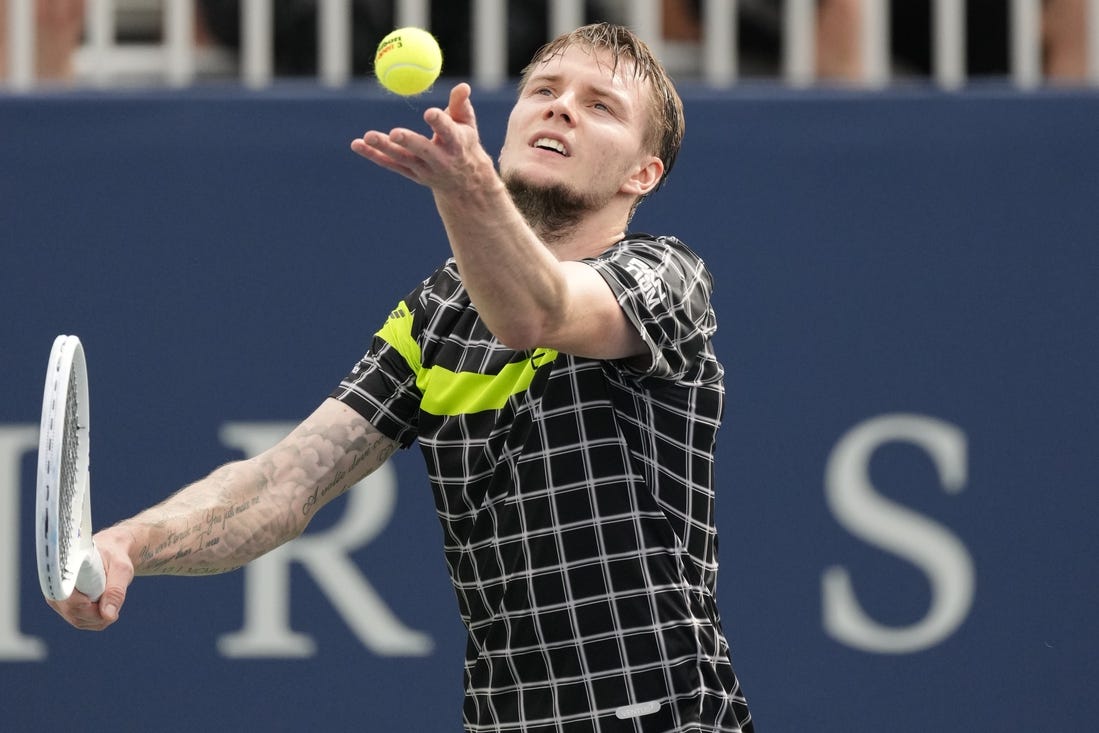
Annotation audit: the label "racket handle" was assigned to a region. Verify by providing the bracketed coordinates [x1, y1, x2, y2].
[75, 541, 107, 603]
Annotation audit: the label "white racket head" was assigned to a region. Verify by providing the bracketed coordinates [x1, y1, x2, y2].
[36, 335, 104, 602]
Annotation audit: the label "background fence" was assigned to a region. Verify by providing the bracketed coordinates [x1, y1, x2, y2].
[4, 0, 1099, 90]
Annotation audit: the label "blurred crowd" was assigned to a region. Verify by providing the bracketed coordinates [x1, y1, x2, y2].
[664, 0, 1090, 82]
[1, 0, 1092, 86]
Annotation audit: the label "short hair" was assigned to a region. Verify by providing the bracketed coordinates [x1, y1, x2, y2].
[518, 23, 686, 197]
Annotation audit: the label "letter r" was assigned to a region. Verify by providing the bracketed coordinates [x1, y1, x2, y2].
[214, 422, 433, 658]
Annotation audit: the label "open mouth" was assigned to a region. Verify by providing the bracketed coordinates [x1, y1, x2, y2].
[533, 137, 568, 156]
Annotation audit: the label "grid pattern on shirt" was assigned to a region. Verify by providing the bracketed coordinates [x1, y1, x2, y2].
[332, 235, 752, 732]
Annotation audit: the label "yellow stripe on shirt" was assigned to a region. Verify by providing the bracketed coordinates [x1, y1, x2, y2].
[376, 300, 558, 416]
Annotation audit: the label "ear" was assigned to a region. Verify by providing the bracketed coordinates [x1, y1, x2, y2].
[621, 155, 665, 197]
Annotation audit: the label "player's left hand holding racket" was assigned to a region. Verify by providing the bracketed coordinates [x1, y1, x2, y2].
[36, 335, 130, 629]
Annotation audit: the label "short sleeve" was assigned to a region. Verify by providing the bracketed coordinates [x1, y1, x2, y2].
[584, 235, 718, 380]
[330, 298, 426, 448]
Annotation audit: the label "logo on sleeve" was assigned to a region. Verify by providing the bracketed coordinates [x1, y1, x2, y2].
[625, 257, 666, 310]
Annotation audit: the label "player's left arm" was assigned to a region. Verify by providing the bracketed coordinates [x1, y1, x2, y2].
[350, 84, 647, 360]
[533, 259, 647, 359]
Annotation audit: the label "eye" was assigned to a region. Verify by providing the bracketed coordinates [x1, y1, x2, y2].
[535, 87, 553, 97]
[592, 99, 619, 117]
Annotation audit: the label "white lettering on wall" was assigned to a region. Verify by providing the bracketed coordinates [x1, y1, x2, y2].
[823, 414, 975, 653]
[214, 422, 433, 658]
[0, 426, 47, 661]
[0, 413, 977, 662]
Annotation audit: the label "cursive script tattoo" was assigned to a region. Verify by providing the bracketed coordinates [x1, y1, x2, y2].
[124, 403, 398, 577]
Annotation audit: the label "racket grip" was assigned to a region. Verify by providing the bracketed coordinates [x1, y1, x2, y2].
[75, 541, 107, 603]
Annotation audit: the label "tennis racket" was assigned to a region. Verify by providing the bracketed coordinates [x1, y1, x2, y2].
[35, 335, 106, 602]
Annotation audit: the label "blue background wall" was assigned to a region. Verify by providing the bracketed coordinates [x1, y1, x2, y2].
[2, 84, 1097, 731]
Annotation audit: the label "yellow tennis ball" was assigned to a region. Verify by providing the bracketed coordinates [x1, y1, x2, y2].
[374, 27, 442, 96]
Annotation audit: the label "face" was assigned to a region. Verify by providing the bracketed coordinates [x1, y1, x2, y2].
[498, 44, 662, 223]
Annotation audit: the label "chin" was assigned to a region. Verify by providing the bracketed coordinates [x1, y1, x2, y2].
[501, 163, 564, 189]
[502, 169, 605, 233]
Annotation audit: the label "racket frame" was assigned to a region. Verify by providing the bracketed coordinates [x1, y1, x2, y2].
[35, 335, 105, 602]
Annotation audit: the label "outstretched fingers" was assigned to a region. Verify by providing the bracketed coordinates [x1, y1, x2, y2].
[446, 82, 476, 127]
[351, 129, 430, 182]
[423, 83, 477, 152]
[350, 84, 486, 188]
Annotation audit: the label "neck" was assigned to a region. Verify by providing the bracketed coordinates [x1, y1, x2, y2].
[539, 219, 627, 261]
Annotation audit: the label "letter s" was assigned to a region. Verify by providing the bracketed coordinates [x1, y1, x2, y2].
[822, 414, 975, 653]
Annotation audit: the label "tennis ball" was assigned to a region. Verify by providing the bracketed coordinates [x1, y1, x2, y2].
[374, 27, 442, 96]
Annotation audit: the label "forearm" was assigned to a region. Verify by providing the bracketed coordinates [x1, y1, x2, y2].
[116, 459, 294, 576]
[351, 83, 628, 352]
[111, 399, 397, 576]
[434, 176, 567, 348]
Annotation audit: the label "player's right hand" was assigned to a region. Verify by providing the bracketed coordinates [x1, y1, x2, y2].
[46, 525, 135, 631]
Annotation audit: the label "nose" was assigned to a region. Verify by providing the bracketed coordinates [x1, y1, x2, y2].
[544, 92, 575, 125]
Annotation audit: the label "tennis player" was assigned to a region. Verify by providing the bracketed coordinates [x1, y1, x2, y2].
[49, 22, 753, 732]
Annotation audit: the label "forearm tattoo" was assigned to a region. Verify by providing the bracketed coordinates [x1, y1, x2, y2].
[128, 415, 397, 576]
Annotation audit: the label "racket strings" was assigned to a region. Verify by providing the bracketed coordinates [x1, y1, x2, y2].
[57, 368, 82, 578]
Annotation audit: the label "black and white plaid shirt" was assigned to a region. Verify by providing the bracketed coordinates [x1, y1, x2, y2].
[333, 234, 752, 732]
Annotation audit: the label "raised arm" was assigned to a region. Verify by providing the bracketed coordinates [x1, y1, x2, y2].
[48, 398, 398, 630]
[350, 83, 652, 361]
